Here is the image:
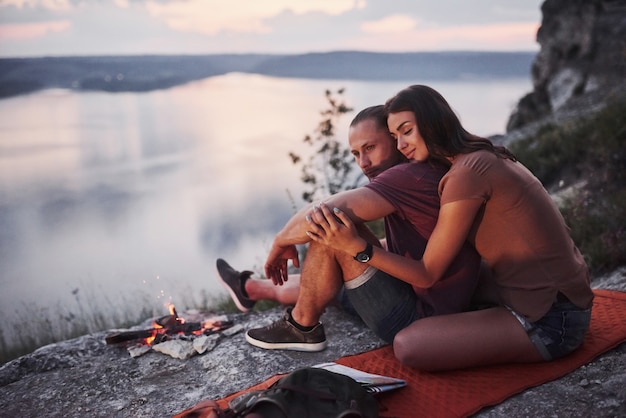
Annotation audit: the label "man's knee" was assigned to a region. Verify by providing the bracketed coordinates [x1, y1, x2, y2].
[305, 234, 369, 281]
[307, 240, 340, 257]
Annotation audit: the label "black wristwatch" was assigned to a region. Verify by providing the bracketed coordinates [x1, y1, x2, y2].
[353, 242, 373, 263]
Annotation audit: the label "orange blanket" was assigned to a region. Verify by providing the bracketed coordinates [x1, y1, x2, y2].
[178, 289, 626, 418]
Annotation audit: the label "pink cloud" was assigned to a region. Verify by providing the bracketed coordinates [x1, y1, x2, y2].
[450, 22, 541, 45]
[0, 21, 71, 41]
[352, 21, 540, 51]
[361, 14, 418, 34]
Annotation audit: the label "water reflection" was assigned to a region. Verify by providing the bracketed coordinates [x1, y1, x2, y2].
[0, 74, 531, 348]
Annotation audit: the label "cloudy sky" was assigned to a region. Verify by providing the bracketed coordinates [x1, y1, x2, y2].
[0, 0, 543, 57]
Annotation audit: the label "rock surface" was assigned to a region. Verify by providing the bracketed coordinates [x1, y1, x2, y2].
[507, 0, 626, 130]
[0, 306, 384, 418]
[0, 270, 624, 418]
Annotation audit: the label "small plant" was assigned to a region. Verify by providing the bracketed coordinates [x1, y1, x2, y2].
[560, 189, 626, 273]
[289, 89, 355, 203]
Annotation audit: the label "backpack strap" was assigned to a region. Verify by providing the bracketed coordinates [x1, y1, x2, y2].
[274, 381, 339, 401]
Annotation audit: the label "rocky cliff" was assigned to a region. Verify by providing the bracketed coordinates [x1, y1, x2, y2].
[507, 0, 626, 131]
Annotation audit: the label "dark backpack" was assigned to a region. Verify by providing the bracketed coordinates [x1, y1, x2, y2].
[228, 367, 380, 418]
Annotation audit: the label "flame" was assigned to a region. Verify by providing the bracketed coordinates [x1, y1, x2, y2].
[137, 303, 230, 346]
[144, 330, 158, 346]
[168, 303, 185, 323]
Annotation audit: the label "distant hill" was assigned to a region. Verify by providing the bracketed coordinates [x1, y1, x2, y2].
[0, 51, 534, 99]
[251, 51, 534, 80]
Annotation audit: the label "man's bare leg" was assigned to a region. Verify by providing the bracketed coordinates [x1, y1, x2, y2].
[290, 242, 351, 326]
[244, 238, 377, 351]
[219, 227, 375, 312]
[244, 275, 301, 306]
[243, 239, 349, 351]
[291, 223, 380, 326]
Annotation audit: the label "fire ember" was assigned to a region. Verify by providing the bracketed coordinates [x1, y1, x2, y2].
[105, 304, 241, 359]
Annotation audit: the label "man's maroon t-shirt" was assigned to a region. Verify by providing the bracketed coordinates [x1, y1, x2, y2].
[366, 161, 481, 317]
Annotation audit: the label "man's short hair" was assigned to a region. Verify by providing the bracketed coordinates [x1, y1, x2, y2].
[350, 105, 386, 131]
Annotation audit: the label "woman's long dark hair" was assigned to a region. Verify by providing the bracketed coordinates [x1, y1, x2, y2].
[384, 85, 516, 166]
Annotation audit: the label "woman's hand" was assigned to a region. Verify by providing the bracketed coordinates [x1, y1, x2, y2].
[305, 203, 365, 256]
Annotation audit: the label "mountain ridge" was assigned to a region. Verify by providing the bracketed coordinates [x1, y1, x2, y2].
[0, 51, 534, 99]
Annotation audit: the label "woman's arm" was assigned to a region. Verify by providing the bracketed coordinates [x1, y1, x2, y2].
[307, 199, 483, 288]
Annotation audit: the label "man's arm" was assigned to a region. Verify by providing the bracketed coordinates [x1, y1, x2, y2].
[265, 187, 395, 284]
[273, 187, 395, 248]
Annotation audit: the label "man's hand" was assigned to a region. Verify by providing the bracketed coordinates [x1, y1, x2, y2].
[265, 243, 300, 286]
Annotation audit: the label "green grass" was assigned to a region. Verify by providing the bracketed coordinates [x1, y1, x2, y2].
[0, 287, 231, 365]
[213, 294, 280, 313]
[0, 279, 283, 365]
[0, 301, 151, 364]
[510, 98, 626, 274]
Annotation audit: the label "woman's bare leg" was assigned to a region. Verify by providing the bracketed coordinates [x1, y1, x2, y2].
[393, 307, 544, 371]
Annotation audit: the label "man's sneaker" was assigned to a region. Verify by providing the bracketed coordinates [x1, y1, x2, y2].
[216, 258, 256, 312]
[245, 308, 327, 352]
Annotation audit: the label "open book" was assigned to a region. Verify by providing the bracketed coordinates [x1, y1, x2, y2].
[313, 362, 407, 393]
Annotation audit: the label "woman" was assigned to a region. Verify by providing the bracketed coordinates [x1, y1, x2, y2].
[306, 85, 594, 371]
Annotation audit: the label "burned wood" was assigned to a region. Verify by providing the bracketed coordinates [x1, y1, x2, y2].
[105, 329, 156, 345]
[104, 320, 234, 346]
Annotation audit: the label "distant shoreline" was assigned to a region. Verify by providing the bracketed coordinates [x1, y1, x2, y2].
[0, 51, 534, 99]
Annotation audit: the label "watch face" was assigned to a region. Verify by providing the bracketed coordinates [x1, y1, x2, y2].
[356, 253, 370, 262]
[354, 243, 372, 262]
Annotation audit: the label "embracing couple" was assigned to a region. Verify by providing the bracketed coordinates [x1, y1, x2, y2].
[217, 85, 594, 372]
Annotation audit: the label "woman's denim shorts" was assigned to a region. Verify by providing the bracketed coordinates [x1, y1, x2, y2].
[507, 296, 592, 361]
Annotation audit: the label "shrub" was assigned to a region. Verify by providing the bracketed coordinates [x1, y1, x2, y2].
[510, 98, 626, 274]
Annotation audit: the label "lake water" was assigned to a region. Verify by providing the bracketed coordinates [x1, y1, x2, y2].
[0, 73, 531, 341]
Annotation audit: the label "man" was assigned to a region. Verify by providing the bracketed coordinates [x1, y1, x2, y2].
[217, 105, 402, 313]
[219, 105, 480, 352]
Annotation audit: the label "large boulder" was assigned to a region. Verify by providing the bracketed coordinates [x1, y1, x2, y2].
[507, 0, 626, 130]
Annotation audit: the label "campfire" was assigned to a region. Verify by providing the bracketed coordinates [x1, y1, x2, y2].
[105, 304, 242, 359]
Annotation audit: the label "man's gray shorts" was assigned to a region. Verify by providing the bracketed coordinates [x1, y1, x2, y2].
[343, 266, 420, 343]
